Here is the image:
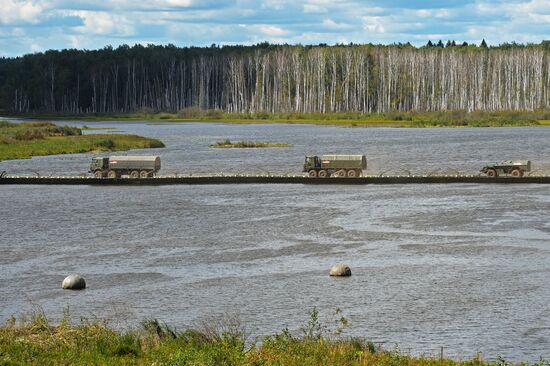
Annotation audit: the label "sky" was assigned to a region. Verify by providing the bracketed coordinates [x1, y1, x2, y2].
[1, 0, 550, 57]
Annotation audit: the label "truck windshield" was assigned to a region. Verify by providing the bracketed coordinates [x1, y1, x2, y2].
[91, 158, 102, 168]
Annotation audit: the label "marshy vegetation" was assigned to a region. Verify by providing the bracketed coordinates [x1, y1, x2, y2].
[209, 139, 292, 148]
[39, 108, 550, 127]
[0, 121, 164, 161]
[0, 308, 532, 366]
[80, 125, 120, 131]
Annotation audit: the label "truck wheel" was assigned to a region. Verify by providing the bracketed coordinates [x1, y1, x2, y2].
[94, 170, 103, 178]
[486, 168, 498, 178]
[140, 170, 150, 178]
[511, 168, 523, 177]
[318, 170, 327, 178]
[130, 170, 139, 178]
[347, 169, 356, 178]
[308, 170, 317, 178]
[337, 170, 346, 177]
[107, 170, 117, 179]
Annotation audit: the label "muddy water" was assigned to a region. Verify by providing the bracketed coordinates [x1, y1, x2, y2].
[1, 122, 550, 361]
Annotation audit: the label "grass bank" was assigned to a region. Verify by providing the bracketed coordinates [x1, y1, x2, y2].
[0, 121, 164, 161]
[209, 139, 292, 148]
[9, 109, 550, 127]
[0, 308, 535, 366]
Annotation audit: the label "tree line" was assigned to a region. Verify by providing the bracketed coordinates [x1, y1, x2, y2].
[1, 41, 550, 114]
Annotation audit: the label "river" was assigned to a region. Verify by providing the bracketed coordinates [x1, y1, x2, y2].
[1, 122, 550, 361]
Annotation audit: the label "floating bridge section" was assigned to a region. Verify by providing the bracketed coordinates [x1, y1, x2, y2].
[2, 175, 550, 185]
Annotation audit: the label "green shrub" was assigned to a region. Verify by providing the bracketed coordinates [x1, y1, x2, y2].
[137, 107, 156, 115]
[141, 318, 178, 341]
[95, 139, 115, 149]
[206, 109, 224, 118]
[20, 121, 54, 128]
[0, 135, 14, 144]
[157, 113, 173, 120]
[254, 110, 270, 120]
[14, 129, 45, 140]
[178, 107, 203, 118]
[111, 334, 141, 357]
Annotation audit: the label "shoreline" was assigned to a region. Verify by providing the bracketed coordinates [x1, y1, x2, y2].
[3, 111, 549, 128]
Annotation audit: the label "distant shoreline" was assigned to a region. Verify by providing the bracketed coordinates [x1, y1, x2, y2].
[3, 110, 550, 128]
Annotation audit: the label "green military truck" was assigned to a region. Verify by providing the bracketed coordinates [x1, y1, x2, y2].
[90, 156, 161, 178]
[480, 160, 531, 177]
[304, 154, 367, 178]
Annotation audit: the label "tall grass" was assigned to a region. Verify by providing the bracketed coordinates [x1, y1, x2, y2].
[0, 308, 537, 366]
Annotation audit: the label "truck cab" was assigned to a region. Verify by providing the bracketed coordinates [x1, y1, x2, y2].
[89, 157, 109, 173]
[303, 156, 321, 172]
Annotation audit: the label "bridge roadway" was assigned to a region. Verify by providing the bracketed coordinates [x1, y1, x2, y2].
[2, 174, 550, 185]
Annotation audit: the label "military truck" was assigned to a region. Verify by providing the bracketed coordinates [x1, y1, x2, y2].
[304, 154, 367, 177]
[480, 160, 531, 177]
[90, 156, 161, 178]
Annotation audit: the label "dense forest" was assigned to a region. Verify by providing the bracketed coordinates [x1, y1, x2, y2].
[1, 41, 550, 114]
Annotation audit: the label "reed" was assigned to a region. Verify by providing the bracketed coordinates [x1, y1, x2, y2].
[0, 309, 534, 366]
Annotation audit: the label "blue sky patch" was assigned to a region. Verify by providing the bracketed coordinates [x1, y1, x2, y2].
[0, 0, 548, 56]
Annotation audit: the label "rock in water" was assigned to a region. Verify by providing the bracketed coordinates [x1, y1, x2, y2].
[329, 264, 351, 277]
[62, 274, 86, 290]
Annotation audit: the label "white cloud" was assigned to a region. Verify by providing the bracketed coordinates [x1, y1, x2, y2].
[528, 13, 550, 23]
[12, 27, 26, 36]
[253, 24, 288, 37]
[261, 0, 293, 11]
[30, 42, 42, 52]
[70, 10, 134, 35]
[69, 35, 80, 48]
[361, 15, 386, 33]
[63, 0, 195, 11]
[160, 0, 193, 6]
[502, 0, 550, 24]
[416, 8, 452, 19]
[303, 3, 327, 13]
[0, 0, 44, 24]
[322, 18, 351, 30]
[508, 0, 550, 13]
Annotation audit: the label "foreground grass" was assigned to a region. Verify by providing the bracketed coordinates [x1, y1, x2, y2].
[0, 121, 164, 161]
[0, 309, 544, 366]
[10, 109, 550, 127]
[209, 139, 292, 148]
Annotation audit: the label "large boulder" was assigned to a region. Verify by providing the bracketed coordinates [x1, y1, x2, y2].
[62, 274, 86, 290]
[329, 264, 351, 277]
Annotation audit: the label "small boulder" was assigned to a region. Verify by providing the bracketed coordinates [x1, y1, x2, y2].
[62, 274, 86, 290]
[329, 264, 351, 277]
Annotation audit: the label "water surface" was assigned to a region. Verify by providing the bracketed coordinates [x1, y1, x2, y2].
[1, 122, 549, 361]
